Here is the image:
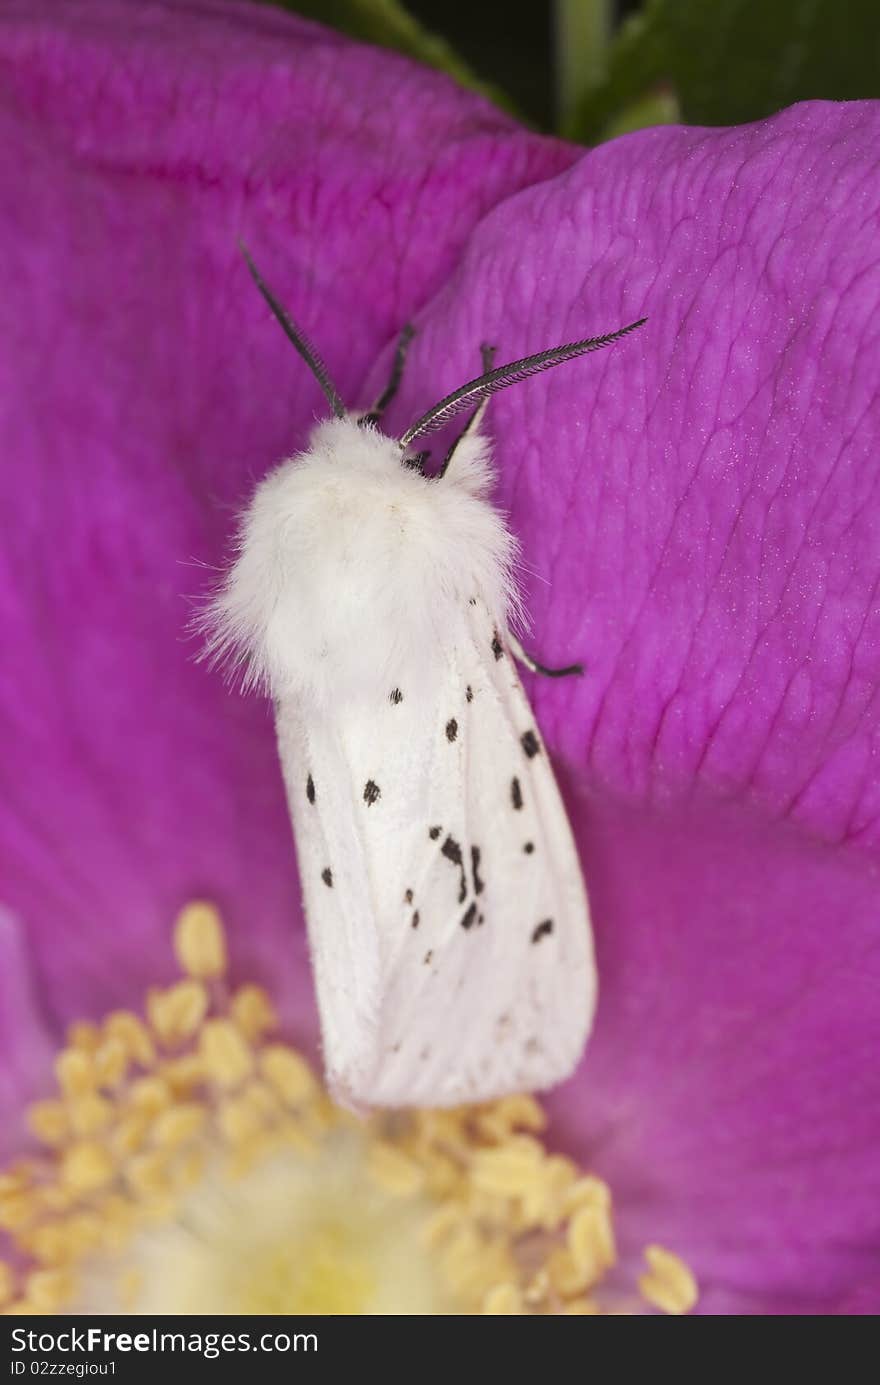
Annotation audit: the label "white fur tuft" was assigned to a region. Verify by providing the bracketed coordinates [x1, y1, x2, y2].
[205, 417, 517, 706]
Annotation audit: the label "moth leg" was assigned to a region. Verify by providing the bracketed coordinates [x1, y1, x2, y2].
[508, 632, 584, 679]
[360, 323, 416, 427]
[437, 344, 497, 479]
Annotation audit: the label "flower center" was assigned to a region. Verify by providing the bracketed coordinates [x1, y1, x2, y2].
[0, 905, 697, 1316]
[244, 1220, 374, 1314]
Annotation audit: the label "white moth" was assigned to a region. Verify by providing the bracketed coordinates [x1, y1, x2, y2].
[208, 249, 645, 1109]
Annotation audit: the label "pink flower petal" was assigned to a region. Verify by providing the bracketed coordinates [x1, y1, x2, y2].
[1, 1, 878, 1312]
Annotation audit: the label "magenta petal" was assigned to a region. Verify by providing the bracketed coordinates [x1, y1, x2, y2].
[0, 911, 55, 1160]
[0, 0, 570, 1030]
[550, 798, 880, 1314]
[1, 1, 879, 1315]
[369, 101, 880, 1311]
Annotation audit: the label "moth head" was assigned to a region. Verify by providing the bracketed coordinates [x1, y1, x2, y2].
[205, 249, 644, 705]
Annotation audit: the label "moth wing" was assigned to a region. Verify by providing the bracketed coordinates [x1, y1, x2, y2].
[275, 602, 595, 1110]
[276, 705, 383, 1100]
[371, 604, 595, 1106]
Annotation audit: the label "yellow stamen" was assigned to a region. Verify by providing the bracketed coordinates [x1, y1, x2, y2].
[60, 1144, 114, 1195]
[25, 1269, 77, 1314]
[0, 905, 698, 1317]
[569, 1203, 616, 1275]
[560, 1296, 601, 1314]
[103, 1013, 155, 1067]
[55, 1050, 94, 1101]
[259, 1044, 315, 1104]
[470, 1134, 544, 1196]
[230, 985, 277, 1041]
[127, 1076, 171, 1114]
[482, 1283, 524, 1314]
[92, 1038, 127, 1088]
[66, 1022, 101, 1054]
[0, 1191, 37, 1232]
[367, 1142, 424, 1197]
[151, 1104, 207, 1149]
[198, 1019, 252, 1087]
[639, 1245, 699, 1315]
[161, 1056, 204, 1096]
[27, 1101, 68, 1147]
[173, 901, 227, 980]
[124, 1152, 170, 1202]
[68, 1095, 113, 1138]
[146, 980, 208, 1045]
[476, 1094, 546, 1140]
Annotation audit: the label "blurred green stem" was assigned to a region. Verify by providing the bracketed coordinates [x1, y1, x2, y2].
[555, 0, 613, 133]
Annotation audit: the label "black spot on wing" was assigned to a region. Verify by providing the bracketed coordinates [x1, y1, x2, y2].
[390, 687, 403, 704]
[363, 780, 381, 806]
[523, 841, 535, 854]
[404, 888, 413, 904]
[471, 846, 484, 896]
[441, 837, 463, 866]
[441, 835, 467, 903]
[423, 950, 433, 965]
[469, 597, 477, 606]
[466, 685, 474, 703]
[531, 919, 554, 944]
[411, 911, 420, 929]
[511, 777, 523, 810]
[445, 718, 458, 742]
[429, 825, 442, 840]
[306, 774, 315, 805]
[321, 868, 333, 888]
[521, 730, 541, 759]
[460, 902, 478, 930]
[491, 631, 503, 660]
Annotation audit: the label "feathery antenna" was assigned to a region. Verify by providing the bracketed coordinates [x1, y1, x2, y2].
[400, 318, 647, 445]
[240, 243, 346, 420]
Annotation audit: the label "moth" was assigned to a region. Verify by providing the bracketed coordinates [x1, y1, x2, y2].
[208, 248, 645, 1108]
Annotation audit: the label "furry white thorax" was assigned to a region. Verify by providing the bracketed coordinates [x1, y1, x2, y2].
[209, 416, 517, 707]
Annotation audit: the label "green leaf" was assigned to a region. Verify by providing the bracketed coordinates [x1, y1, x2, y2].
[568, 0, 880, 144]
[601, 85, 681, 140]
[553, 0, 613, 132]
[259, 1, 518, 116]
